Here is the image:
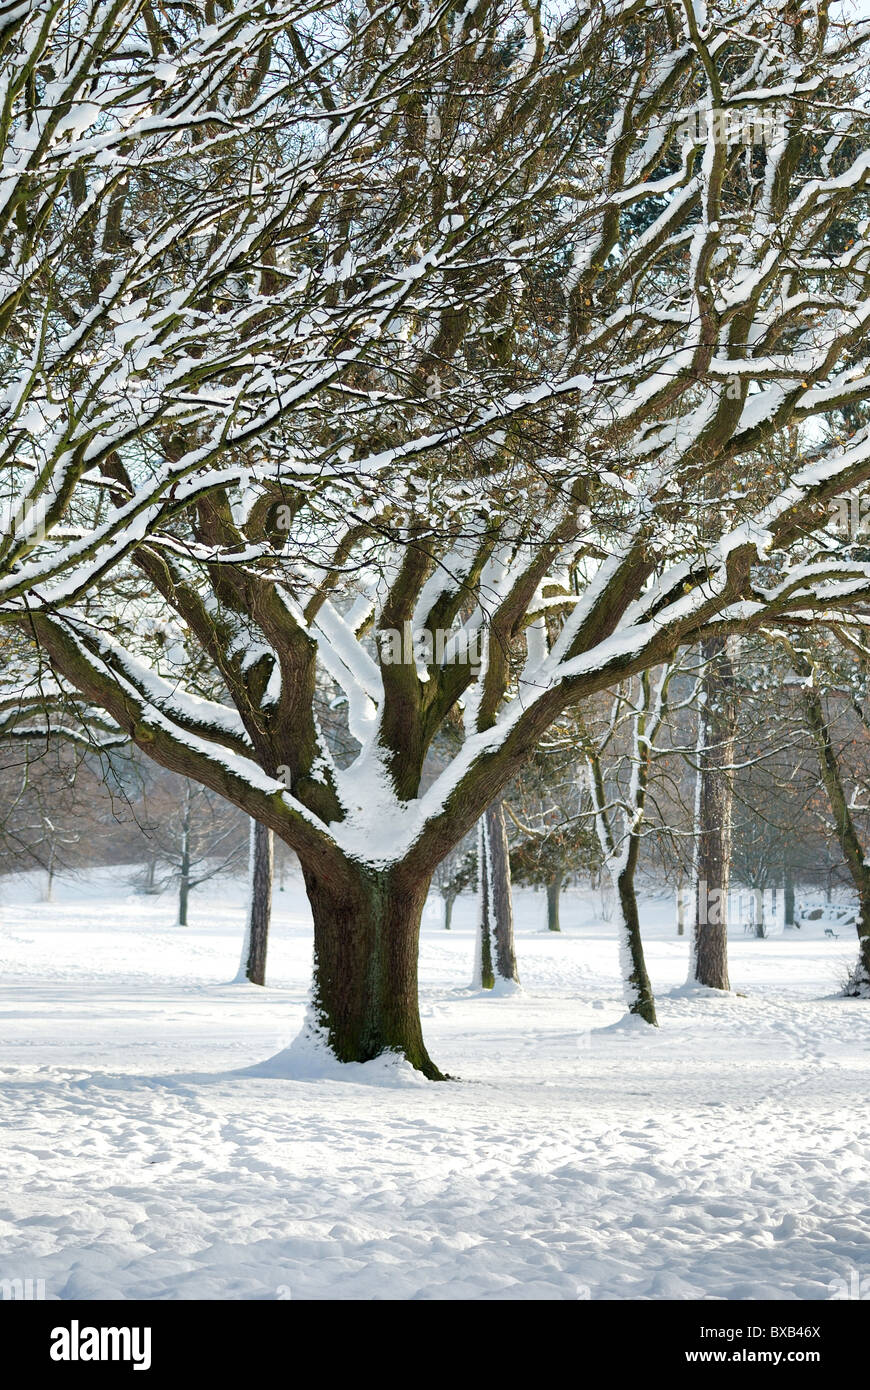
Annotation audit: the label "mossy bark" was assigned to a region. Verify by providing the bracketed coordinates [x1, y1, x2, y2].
[302, 862, 444, 1079]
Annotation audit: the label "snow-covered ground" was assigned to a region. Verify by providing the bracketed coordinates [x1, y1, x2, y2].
[1, 868, 868, 1301]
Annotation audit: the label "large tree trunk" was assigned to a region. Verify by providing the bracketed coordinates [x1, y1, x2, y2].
[238, 819, 273, 986]
[474, 802, 520, 988]
[691, 637, 737, 990]
[546, 873, 562, 932]
[302, 862, 444, 1079]
[803, 682, 870, 994]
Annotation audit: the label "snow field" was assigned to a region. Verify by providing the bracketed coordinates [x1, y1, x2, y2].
[1, 871, 868, 1300]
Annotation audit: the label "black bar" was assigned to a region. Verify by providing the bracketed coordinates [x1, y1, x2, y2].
[3, 1298, 864, 1376]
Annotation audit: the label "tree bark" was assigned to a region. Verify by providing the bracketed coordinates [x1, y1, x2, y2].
[692, 637, 736, 990]
[239, 819, 273, 986]
[546, 873, 562, 932]
[488, 802, 519, 983]
[803, 682, 870, 992]
[784, 866, 795, 928]
[302, 861, 444, 1079]
[474, 818, 495, 989]
[178, 785, 191, 927]
[584, 669, 660, 1024]
[749, 889, 764, 938]
[45, 844, 55, 903]
[475, 802, 520, 988]
[615, 840, 657, 1025]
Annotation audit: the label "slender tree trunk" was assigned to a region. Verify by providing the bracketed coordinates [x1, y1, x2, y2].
[584, 667, 662, 1024]
[475, 802, 520, 987]
[692, 637, 736, 990]
[784, 866, 795, 928]
[238, 819, 273, 985]
[677, 870, 686, 936]
[803, 682, 870, 993]
[45, 843, 55, 903]
[178, 873, 189, 926]
[178, 787, 191, 927]
[302, 861, 443, 1079]
[474, 818, 495, 988]
[443, 891, 456, 930]
[613, 837, 657, 1025]
[546, 873, 562, 932]
[487, 801, 520, 983]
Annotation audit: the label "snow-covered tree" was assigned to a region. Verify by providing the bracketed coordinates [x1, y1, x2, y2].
[1, 0, 464, 610]
[132, 775, 246, 924]
[789, 639, 870, 994]
[17, 2, 870, 1075]
[473, 799, 520, 990]
[689, 636, 738, 988]
[580, 663, 699, 1024]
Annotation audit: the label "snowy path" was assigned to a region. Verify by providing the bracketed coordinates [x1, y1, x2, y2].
[1, 874, 869, 1300]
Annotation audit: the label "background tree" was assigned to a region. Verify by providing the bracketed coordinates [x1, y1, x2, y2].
[581, 664, 696, 1025]
[133, 776, 247, 926]
[474, 800, 520, 990]
[432, 836, 477, 931]
[237, 819, 274, 986]
[690, 638, 738, 989]
[789, 638, 870, 994]
[507, 737, 601, 932]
